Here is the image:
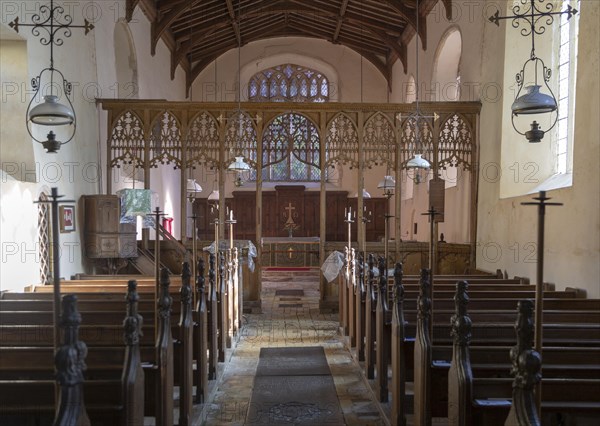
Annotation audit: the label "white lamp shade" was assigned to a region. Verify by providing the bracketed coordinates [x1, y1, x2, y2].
[186, 179, 203, 194]
[352, 189, 371, 198]
[377, 175, 396, 192]
[512, 85, 557, 115]
[406, 154, 431, 169]
[228, 156, 250, 172]
[207, 189, 220, 201]
[29, 95, 75, 126]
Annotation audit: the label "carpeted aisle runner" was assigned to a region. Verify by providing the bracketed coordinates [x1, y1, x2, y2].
[245, 346, 345, 425]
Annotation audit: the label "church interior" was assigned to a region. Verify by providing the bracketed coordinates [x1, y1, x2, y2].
[0, 0, 598, 425]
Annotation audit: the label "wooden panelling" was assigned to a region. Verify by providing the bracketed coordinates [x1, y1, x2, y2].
[193, 188, 387, 242]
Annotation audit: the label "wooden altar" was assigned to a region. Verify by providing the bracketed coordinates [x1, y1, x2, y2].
[261, 237, 320, 267]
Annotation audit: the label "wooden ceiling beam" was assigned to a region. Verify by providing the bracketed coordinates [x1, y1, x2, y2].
[288, 22, 390, 81]
[126, 0, 140, 22]
[151, 0, 202, 56]
[188, 22, 290, 91]
[380, 0, 427, 50]
[333, 0, 349, 43]
[441, 0, 453, 20]
[157, 0, 187, 13]
[367, 27, 407, 74]
[171, 40, 190, 80]
[225, 0, 242, 45]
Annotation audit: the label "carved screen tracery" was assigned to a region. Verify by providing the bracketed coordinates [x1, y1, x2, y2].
[224, 111, 257, 168]
[186, 112, 220, 168]
[399, 115, 434, 169]
[363, 112, 396, 168]
[248, 64, 329, 102]
[326, 114, 358, 168]
[438, 113, 473, 171]
[261, 113, 321, 181]
[37, 192, 51, 284]
[149, 111, 181, 168]
[110, 111, 144, 168]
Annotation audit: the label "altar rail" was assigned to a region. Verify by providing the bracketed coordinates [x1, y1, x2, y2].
[325, 241, 472, 276]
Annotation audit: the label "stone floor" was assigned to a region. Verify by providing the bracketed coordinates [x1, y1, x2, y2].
[193, 269, 387, 426]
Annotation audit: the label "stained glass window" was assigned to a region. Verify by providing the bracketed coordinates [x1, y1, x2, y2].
[247, 64, 329, 103]
[247, 64, 329, 182]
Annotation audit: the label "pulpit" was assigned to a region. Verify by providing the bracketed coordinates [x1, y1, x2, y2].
[83, 194, 137, 273]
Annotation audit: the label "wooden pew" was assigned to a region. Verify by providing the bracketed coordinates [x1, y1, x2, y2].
[194, 258, 209, 403]
[0, 271, 178, 425]
[364, 254, 377, 380]
[412, 274, 600, 424]
[0, 285, 144, 426]
[449, 296, 600, 425]
[375, 256, 392, 403]
[1, 254, 229, 424]
[343, 259, 599, 425]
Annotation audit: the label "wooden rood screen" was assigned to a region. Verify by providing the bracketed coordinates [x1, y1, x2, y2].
[99, 100, 481, 265]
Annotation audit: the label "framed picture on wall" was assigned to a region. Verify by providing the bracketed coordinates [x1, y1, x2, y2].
[59, 205, 76, 233]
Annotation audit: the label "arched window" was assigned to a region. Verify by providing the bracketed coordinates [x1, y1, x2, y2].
[432, 28, 462, 102]
[261, 113, 321, 181]
[500, 1, 579, 197]
[405, 74, 417, 104]
[248, 64, 329, 102]
[114, 20, 138, 99]
[432, 28, 462, 189]
[248, 64, 328, 182]
[555, 0, 579, 174]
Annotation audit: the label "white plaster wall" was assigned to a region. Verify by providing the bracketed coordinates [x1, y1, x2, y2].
[0, 37, 36, 182]
[0, 1, 187, 290]
[388, 1, 484, 244]
[476, 1, 600, 297]
[0, 1, 102, 284]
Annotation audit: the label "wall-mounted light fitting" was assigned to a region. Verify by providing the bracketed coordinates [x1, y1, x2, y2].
[490, 0, 578, 143]
[10, 0, 94, 153]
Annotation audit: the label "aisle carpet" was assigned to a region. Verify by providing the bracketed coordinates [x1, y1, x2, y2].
[245, 346, 345, 425]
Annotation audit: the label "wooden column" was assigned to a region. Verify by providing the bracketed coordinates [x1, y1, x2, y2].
[105, 109, 113, 195]
[357, 111, 365, 260]
[180, 110, 189, 240]
[318, 111, 328, 311]
[255, 112, 264, 311]
[395, 116, 402, 257]
[142, 108, 151, 250]
[469, 113, 480, 271]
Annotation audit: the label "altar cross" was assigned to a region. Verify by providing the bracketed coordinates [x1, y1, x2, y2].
[284, 203, 296, 225]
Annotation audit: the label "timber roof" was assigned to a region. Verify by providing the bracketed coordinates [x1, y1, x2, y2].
[127, 0, 453, 91]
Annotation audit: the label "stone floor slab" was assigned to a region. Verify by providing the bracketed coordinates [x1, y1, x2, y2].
[245, 375, 345, 425]
[256, 346, 331, 376]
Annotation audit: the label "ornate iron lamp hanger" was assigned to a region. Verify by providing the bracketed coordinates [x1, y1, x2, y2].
[10, 0, 94, 153]
[489, 0, 578, 142]
[402, 0, 434, 184]
[227, 0, 251, 182]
